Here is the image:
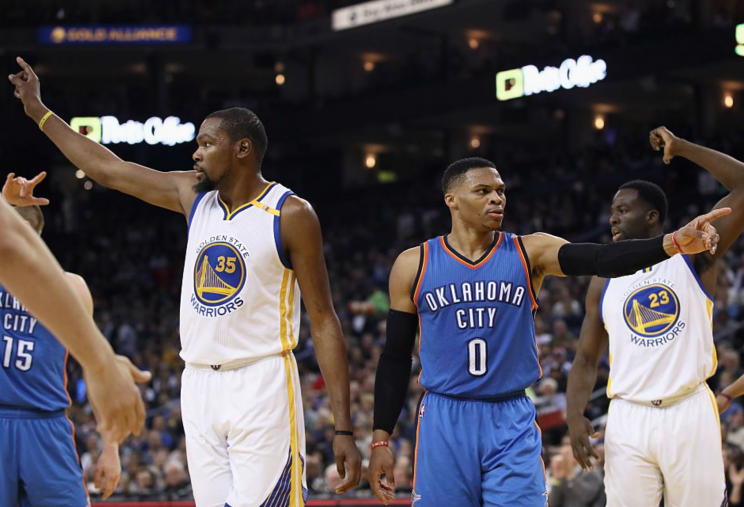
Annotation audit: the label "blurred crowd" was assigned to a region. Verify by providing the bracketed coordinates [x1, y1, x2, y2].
[22, 123, 739, 503]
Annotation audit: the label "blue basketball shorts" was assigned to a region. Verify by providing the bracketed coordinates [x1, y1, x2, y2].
[0, 407, 88, 507]
[411, 392, 548, 507]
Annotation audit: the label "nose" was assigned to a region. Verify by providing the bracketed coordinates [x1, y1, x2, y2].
[609, 213, 619, 226]
[192, 149, 202, 162]
[489, 192, 503, 205]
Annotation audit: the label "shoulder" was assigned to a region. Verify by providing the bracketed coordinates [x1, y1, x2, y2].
[392, 246, 422, 276]
[280, 195, 316, 222]
[64, 272, 94, 313]
[520, 232, 568, 249]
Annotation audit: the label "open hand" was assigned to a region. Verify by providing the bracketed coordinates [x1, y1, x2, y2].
[3, 172, 50, 206]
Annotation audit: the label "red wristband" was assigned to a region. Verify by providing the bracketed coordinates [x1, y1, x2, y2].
[371, 440, 389, 450]
[721, 393, 733, 402]
[670, 231, 683, 254]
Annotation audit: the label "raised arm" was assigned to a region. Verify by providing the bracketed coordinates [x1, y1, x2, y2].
[0, 198, 150, 441]
[369, 246, 420, 505]
[522, 206, 730, 289]
[566, 277, 608, 471]
[8, 57, 197, 215]
[280, 196, 361, 494]
[650, 126, 744, 262]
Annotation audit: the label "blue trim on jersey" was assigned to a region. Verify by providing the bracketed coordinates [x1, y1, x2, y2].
[599, 279, 611, 324]
[274, 191, 295, 270]
[187, 192, 207, 234]
[681, 254, 714, 302]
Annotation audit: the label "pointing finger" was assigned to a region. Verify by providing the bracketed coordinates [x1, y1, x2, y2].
[703, 207, 732, 222]
[16, 57, 37, 78]
[29, 171, 47, 185]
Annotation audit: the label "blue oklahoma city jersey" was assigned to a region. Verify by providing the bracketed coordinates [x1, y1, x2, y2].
[0, 283, 70, 412]
[414, 232, 541, 398]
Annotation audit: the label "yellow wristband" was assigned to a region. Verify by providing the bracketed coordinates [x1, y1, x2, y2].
[38, 111, 54, 131]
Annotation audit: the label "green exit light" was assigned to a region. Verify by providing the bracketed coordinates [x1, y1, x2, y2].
[736, 23, 744, 56]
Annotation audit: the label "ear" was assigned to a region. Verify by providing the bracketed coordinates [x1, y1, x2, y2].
[444, 192, 457, 210]
[236, 139, 253, 159]
[646, 209, 660, 226]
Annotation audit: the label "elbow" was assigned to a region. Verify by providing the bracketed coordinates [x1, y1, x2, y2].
[0, 218, 26, 258]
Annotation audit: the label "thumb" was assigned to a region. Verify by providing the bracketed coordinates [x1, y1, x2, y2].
[128, 362, 152, 383]
[336, 455, 346, 479]
[95, 466, 104, 490]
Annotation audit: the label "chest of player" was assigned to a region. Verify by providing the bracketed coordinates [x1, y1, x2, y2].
[601, 255, 713, 348]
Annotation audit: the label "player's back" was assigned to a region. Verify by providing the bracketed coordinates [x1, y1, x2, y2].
[0, 282, 70, 413]
[414, 232, 541, 398]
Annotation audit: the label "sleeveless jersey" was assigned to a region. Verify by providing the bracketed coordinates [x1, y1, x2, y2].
[414, 232, 541, 398]
[0, 283, 70, 412]
[600, 254, 716, 403]
[180, 182, 301, 366]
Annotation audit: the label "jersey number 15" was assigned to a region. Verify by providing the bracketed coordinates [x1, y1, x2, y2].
[2, 336, 34, 372]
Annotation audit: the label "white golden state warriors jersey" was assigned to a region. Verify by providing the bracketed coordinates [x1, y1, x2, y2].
[600, 254, 716, 404]
[180, 182, 301, 366]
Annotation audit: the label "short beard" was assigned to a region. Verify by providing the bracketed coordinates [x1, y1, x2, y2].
[193, 176, 217, 194]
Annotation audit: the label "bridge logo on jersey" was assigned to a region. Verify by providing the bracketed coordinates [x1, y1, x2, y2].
[191, 242, 247, 316]
[623, 283, 685, 346]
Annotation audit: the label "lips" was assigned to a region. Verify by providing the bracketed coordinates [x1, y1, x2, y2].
[611, 227, 623, 241]
[487, 208, 504, 218]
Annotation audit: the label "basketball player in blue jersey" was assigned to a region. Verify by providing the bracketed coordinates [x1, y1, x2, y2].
[0, 174, 132, 504]
[567, 127, 744, 507]
[368, 156, 729, 506]
[10, 56, 361, 506]
[0, 187, 150, 445]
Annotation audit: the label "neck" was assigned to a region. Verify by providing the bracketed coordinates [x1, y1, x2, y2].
[447, 218, 498, 260]
[217, 169, 269, 210]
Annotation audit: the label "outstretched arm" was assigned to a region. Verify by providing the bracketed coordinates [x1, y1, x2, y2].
[280, 196, 361, 494]
[8, 57, 197, 215]
[650, 126, 744, 262]
[523, 206, 730, 287]
[566, 277, 608, 470]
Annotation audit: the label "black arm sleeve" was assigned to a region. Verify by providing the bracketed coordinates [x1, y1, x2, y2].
[558, 235, 670, 278]
[373, 309, 418, 434]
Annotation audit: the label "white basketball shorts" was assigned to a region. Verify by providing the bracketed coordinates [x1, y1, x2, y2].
[181, 352, 307, 507]
[604, 383, 726, 507]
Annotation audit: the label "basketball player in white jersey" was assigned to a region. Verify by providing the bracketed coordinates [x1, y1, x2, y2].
[567, 126, 744, 507]
[9, 56, 361, 506]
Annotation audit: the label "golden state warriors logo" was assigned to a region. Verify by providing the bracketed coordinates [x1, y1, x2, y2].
[191, 242, 246, 317]
[623, 283, 681, 338]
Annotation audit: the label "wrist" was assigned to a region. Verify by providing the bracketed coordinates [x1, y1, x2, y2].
[26, 103, 49, 123]
[721, 392, 733, 402]
[673, 138, 692, 158]
[372, 429, 391, 442]
[663, 233, 679, 256]
[371, 440, 389, 451]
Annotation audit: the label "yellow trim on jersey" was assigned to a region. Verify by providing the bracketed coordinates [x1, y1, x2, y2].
[706, 299, 718, 379]
[281, 352, 303, 507]
[288, 354, 305, 506]
[280, 268, 303, 506]
[288, 272, 297, 348]
[606, 354, 613, 398]
[705, 384, 723, 443]
[218, 181, 276, 220]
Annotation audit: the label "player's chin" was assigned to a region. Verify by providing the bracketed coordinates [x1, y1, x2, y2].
[483, 217, 503, 230]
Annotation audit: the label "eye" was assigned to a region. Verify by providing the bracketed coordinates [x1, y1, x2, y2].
[205, 142, 212, 147]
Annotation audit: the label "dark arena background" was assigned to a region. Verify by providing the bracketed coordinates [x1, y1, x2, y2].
[3, 0, 744, 505]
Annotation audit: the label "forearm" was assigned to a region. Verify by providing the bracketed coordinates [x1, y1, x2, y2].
[372, 353, 412, 435]
[732, 483, 743, 505]
[722, 374, 744, 400]
[0, 200, 113, 372]
[312, 316, 352, 431]
[559, 235, 675, 278]
[676, 139, 744, 191]
[25, 104, 125, 187]
[566, 356, 599, 421]
[101, 433, 119, 453]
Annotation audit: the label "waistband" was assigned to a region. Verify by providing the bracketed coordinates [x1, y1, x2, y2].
[431, 389, 527, 403]
[613, 383, 708, 408]
[0, 405, 66, 419]
[185, 352, 288, 372]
